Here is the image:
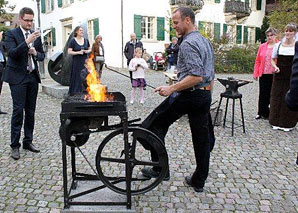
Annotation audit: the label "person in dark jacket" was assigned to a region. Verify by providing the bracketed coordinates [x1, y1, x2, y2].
[124, 33, 143, 82]
[166, 37, 179, 71]
[285, 41, 298, 165]
[0, 31, 7, 114]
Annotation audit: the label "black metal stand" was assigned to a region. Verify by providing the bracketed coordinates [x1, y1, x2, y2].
[214, 77, 250, 136]
[60, 111, 132, 209]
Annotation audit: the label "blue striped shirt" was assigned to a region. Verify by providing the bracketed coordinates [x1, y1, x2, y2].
[177, 31, 215, 87]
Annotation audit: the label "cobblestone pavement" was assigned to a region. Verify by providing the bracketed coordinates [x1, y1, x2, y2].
[0, 69, 297, 213]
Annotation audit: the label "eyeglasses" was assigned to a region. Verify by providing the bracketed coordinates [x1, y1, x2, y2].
[22, 19, 34, 23]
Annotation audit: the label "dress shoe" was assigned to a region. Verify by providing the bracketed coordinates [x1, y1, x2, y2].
[11, 148, 20, 160]
[23, 143, 40, 153]
[185, 176, 204, 193]
[0, 111, 7, 115]
[141, 167, 170, 181]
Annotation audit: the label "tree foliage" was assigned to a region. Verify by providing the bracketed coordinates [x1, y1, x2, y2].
[0, 0, 15, 21]
[267, 0, 298, 35]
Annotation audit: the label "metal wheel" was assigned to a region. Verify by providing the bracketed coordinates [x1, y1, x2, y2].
[63, 119, 90, 147]
[95, 127, 168, 195]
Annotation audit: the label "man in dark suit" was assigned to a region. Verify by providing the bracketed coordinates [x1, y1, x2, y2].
[2, 7, 45, 160]
[285, 41, 298, 165]
[0, 31, 7, 114]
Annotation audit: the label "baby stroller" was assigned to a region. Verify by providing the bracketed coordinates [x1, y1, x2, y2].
[152, 52, 166, 71]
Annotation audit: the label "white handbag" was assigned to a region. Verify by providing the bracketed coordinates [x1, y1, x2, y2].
[95, 56, 105, 63]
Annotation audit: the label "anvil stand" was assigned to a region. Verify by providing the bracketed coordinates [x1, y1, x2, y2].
[213, 77, 251, 136]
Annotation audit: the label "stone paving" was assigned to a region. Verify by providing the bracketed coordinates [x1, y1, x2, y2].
[0, 69, 297, 213]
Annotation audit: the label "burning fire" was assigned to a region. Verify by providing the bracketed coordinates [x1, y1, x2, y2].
[84, 55, 113, 102]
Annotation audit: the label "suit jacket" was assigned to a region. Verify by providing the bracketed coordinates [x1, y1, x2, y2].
[0, 41, 6, 72]
[285, 41, 298, 111]
[2, 27, 45, 84]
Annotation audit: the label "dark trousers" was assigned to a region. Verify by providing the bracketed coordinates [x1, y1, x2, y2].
[147, 90, 211, 188]
[258, 74, 273, 118]
[9, 73, 38, 148]
[127, 59, 133, 83]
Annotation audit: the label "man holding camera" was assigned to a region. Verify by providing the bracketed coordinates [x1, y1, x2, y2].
[2, 7, 45, 160]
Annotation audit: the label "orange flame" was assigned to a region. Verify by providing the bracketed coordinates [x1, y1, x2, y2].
[85, 54, 107, 102]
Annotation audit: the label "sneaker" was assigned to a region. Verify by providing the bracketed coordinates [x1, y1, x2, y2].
[272, 125, 280, 130]
[140, 100, 144, 104]
[130, 100, 134, 104]
[255, 115, 261, 119]
[279, 127, 293, 132]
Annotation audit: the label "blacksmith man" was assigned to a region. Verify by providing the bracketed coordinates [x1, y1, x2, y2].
[141, 7, 215, 192]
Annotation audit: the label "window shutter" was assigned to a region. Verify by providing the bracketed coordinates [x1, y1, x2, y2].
[157, 17, 165, 41]
[134, 15, 142, 40]
[257, 0, 262, 10]
[70, 0, 74, 3]
[93, 18, 99, 40]
[58, 0, 63, 8]
[215, 0, 220, 3]
[245, 0, 249, 4]
[51, 27, 56, 46]
[244, 26, 248, 44]
[41, 0, 46, 13]
[236, 25, 242, 44]
[214, 23, 220, 40]
[51, 0, 54, 11]
[223, 24, 227, 34]
[199, 21, 204, 31]
[255, 27, 261, 42]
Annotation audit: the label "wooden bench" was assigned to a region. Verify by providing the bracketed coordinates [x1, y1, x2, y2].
[163, 72, 178, 85]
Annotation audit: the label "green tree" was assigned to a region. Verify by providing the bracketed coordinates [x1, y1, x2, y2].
[0, 0, 15, 33]
[267, 0, 298, 35]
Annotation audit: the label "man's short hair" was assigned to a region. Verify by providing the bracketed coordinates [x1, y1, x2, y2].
[19, 7, 34, 18]
[174, 7, 195, 24]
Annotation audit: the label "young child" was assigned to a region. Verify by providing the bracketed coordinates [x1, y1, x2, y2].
[128, 47, 148, 104]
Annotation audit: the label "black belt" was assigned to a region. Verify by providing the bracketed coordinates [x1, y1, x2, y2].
[183, 85, 211, 92]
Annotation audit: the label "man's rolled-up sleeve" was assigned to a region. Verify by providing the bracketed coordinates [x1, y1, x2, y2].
[181, 42, 206, 77]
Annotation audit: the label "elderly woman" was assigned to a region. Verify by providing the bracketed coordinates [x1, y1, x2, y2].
[253, 27, 278, 119]
[270, 23, 298, 131]
[68, 26, 91, 95]
[91, 35, 105, 79]
[166, 37, 179, 71]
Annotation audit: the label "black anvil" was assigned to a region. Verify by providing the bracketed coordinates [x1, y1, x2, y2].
[217, 77, 251, 98]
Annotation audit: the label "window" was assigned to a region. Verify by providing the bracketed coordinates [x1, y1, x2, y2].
[141, 16, 154, 40]
[225, 25, 235, 43]
[87, 18, 99, 44]
[41, 0, 54, 13]
[134, 14, 165, 41]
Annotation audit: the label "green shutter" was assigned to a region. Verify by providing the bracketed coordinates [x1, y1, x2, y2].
[58, 0, 63, 8]
[214, 23, 220, 40]
[257, 0, 262, 10]
[255, 27, 261, 42]
[199, 21, 204, 31]
[244, 26, 248, 44]
[51, 0, 54, 11]
[134, 15, 142, 40]
[245, 0, 249, 4]
[41, 0, 46, 13]
[223, 24, 227, 34]
[51, 27, 56, 46]
[70, 0, 74, 3]
[236, 25, 242, 44]
[215, 0, 220, 3]
[93, 18, 99, 40]
[157, 17, 165, 41]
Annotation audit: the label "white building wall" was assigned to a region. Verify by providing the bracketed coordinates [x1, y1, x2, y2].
[40, 0, 171, 68]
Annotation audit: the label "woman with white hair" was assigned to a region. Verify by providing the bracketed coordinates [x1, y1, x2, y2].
[91, 35, 105, 79]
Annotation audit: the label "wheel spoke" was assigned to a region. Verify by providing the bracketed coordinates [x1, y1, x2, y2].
[99, 157, 125, 164]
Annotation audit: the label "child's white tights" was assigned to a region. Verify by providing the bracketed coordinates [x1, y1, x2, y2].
[130, 87, 144, 104]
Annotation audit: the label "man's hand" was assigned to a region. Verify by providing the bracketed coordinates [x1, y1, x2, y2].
[25, 31, 40, 45]
[155, 86, 174, 97]
[274, 66, 280, 73]
[28, 47, 37, 56]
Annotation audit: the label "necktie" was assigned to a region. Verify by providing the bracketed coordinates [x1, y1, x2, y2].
[25, 32, 33, 72]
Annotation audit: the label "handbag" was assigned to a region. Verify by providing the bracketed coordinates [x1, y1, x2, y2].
[95, 56, 105, 63]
